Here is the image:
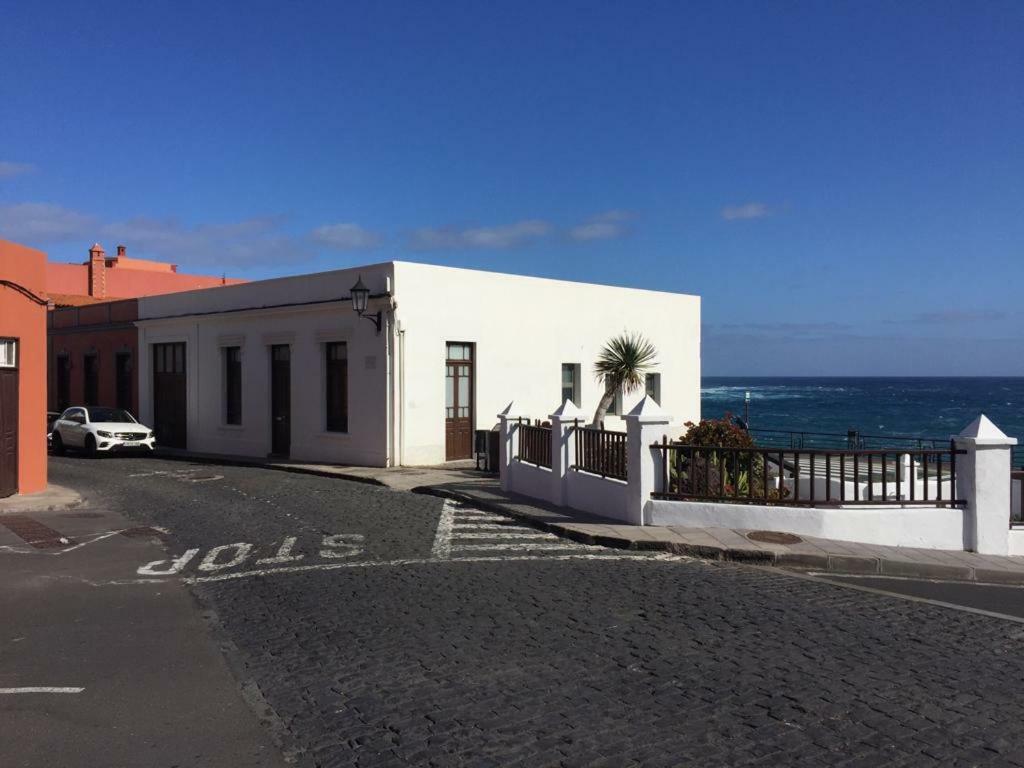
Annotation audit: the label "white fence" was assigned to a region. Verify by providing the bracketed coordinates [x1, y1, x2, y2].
[498, 400, 1019, 555]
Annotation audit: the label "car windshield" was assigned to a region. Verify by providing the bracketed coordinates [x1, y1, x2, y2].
[86, 407, 136, 423]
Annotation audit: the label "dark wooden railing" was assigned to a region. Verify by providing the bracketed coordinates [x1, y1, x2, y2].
[517, 420, 551, 468]
[1012, 471, 1024, 526]
[652, 440, 966, 507]
[572, 422, 627, 481]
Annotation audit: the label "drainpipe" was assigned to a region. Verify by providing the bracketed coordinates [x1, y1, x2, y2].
[397, 319, 405, 467]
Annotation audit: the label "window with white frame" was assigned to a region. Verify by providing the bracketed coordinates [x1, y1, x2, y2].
[0, 339, 16, 368]
[645, 373, 661, 404]
[561, 363, 581, 407]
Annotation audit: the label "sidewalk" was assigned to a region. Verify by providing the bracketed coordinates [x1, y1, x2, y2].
[156, 449, 1024, 584]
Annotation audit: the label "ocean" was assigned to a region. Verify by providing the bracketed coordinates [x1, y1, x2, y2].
[701, 377, 1024, 448]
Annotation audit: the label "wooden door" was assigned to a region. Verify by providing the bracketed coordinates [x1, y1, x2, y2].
[0, 368, 18, 498]
[152, 342, 187, 449]
[83, 354, 99, 405]
[444, 342, 474, 460]
[55, 355, 71, 412]
[115, 353, 132, 412]
[270, 345, 291, 457]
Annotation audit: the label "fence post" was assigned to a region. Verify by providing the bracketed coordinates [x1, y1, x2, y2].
[497, 401, 526, 493]
[550, 399, 585, 507]
[953, 414, 1017, 555]
[624, 396, 673, 526]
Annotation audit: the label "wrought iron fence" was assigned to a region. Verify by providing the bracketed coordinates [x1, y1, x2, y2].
[749, 426, 1024, 468]
[517, 420, 552, 468]
[572, 422, 627, 481]
[652, 439, 966, 507]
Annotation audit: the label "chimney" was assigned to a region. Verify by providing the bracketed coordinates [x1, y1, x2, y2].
[88, 243, 106, 298]
[116, 244, 126, 258]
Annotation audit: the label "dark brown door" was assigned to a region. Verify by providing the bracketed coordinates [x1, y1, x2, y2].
[153, 342, 187, 449]
[0, 367, 18, 498]
[55, 355, 71, 412]
[83, 354, 99, 406]
[444, 342, 474, 460]
[270, 345, 290, 457]
[115, 353, 132, 412]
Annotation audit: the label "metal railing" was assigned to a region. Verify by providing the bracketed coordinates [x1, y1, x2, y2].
[651, 440, 966, 507]
[572, 422, 627, 481]
[749, 426, 1024, 468]
[516, 420, 552, 469]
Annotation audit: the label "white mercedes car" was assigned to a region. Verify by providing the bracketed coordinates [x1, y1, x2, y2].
[50, 406, 156, 457]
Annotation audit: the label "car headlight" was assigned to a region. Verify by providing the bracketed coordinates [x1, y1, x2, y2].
[97, 430, 112, 438]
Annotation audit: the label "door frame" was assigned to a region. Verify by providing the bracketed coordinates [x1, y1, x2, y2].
[444, 341, 475, 461]
[151, 341, 187, 449]
[0, 338, 19, 498]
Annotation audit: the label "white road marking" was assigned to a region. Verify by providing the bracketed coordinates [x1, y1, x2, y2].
[1, 528, 168, 558]
[256, 536, 304, 566]
[176, 552, 682, 584]
[0, 687, 84, 694]
[319, 533, 365, 559]
[430, 499, 456, 561]
[198, 543, 253, 572]
[452, 522, 523, 530]
[138, 548, 199, 576]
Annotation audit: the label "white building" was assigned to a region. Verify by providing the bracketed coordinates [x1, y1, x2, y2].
[135, 262, 701, 467]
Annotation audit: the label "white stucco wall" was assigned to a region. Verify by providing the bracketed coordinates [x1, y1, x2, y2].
[566, 470, 630, 522]
[646, 499, 966, 550]
[134, 261, 701, 468]
[392, 261, 701, 466]
[137, 265, 393, 465]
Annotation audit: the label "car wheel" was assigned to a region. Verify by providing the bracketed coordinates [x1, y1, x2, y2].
[51, 432, 65, 456]
[84, 435, 98, 458]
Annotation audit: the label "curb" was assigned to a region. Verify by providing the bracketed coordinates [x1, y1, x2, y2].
[0, 484, 84, 514]
[151, 450, 387, 488]
[412, 486, 1024, 585]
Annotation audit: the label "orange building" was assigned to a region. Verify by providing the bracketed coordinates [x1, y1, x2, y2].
[47, 243, 244, 307]
[46, 244, 245, 414]
[0, 239, 49, 497]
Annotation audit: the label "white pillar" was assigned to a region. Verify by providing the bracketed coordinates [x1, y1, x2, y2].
[954, 414, 1017, 555]
[497, 401, 526, 493]
[549, 399, 585, 507]
[624, 397, 673, 526]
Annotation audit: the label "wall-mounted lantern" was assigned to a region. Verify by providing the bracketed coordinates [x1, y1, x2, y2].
[350, 275, 381, 334]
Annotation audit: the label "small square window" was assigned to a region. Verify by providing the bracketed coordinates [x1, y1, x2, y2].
[0, 339, 16, 368]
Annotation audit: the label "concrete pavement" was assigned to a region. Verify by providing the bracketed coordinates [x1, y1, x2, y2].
[0, 481, 286, 768]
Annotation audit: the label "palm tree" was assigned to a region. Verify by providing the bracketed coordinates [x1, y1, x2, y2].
[590, 332, 658, 427]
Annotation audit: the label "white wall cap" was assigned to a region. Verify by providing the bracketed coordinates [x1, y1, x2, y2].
[497, 401, 526, 420]
[955, 414, 1018, 446]
[550, 399, 586, 421]
[623, 395, 672, 423]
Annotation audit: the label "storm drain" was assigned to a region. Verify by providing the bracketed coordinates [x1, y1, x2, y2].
[747, 530, 803, 545]
[0, 515, 74, 549]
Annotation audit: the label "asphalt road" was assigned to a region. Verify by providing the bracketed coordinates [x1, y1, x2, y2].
[20, 454, 1024, 766]
[814, 575, 1024, 621]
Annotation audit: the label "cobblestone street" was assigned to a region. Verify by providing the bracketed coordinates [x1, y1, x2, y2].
[39, 457, 1024, 766]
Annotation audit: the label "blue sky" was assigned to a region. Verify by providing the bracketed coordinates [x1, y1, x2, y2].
[1, 1, 1022, 375]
